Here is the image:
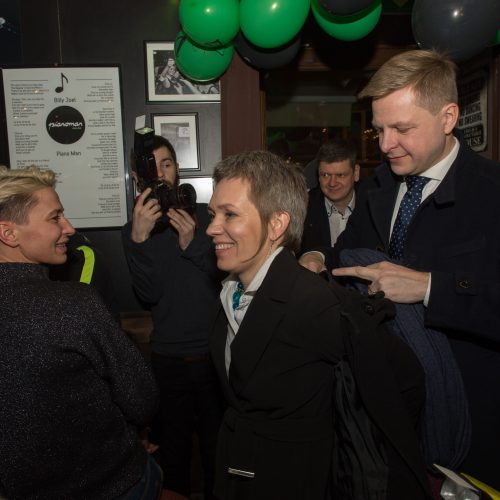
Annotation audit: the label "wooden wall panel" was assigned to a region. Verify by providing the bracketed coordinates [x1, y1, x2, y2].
[221, 51, 264, 157]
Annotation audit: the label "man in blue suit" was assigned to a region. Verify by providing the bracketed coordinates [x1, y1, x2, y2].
[300, 139, 360, 257]
[300, 49, 500, 490]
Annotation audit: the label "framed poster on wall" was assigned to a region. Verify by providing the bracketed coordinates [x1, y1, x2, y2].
[1, 66, 128, 229]
[145, 41, 221, 102]
[152, 113, 200, 172]
[457, 68, 488, 153]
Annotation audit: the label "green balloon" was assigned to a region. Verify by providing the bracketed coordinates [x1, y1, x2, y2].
[492, 29, 500, 46]
[174, 31, 234, 82]
[240, 0, 310, 49]
[179, 0, 240, 48]
[311, 0, 382, 41]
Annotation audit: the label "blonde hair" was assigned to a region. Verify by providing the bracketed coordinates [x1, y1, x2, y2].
[358, 49, 458, 114]
[0, 166, 56, 223]
[213, 151, 307, 254]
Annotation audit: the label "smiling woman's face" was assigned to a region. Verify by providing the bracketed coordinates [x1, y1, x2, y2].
[207, 177, 271, 288]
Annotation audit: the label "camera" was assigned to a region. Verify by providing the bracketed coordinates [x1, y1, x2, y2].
[133, 126, 197, 214]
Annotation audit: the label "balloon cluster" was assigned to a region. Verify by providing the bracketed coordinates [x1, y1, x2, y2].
[175, 0, 385, 80]
[175, 0, 238, 82]
[174, 0, 500, 82]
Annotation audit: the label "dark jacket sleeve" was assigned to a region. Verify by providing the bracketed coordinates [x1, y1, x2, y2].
[122, 205, 221, 306]
[78, 286, 158, 426]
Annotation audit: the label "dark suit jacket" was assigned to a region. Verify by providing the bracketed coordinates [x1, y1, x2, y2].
[210, 249, 429, 500]
[301, 187, 332, 256]
[333, 138, 500, 488]
[301, 187, 359, 268]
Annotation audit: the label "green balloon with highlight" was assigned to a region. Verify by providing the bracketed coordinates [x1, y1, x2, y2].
[312, 0, 382, 41]
[240, 0, 311, 49]
[179, 0, 240, 48]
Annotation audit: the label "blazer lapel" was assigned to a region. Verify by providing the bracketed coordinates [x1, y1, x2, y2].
[209, 304, 240, 406]
[367, 164, 400, 250]
[228, 250, 298, 397]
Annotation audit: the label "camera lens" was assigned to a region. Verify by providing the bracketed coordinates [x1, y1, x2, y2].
[177, 183, 196, 208]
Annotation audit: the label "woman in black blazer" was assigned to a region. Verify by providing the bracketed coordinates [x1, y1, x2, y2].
[206, 151, 430, 500]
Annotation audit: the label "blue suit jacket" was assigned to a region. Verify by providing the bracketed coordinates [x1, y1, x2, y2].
[333, 137, 500, 488]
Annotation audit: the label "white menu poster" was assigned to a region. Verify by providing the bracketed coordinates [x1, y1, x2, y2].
[2, 66, 128, 228]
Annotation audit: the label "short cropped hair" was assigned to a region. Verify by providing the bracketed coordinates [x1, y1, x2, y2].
[213, 151, 307, 253]
[0, 165, 56, 224]
[358, 49, 458, 114]
[316, 138, 357, 167]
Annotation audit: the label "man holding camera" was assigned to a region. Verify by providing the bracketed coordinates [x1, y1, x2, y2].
[122, 135, 224, 500]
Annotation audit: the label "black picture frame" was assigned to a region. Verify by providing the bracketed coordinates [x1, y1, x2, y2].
[152, 112, 201, 172]
[145, 41, 221, 103]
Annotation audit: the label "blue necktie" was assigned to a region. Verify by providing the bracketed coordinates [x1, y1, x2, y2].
[388, 175, 430, 260]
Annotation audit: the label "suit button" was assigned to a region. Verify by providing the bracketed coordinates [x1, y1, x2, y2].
[364, 303, 375, 315]
[458, 280, 472, 289]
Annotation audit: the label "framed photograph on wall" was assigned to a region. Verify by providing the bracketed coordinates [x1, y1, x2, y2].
[145, 42, 221, 102]
[153, 113, 200, 172]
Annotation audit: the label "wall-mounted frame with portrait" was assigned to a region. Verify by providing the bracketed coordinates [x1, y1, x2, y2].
[145, 42, 221, 102]
[152, 113, 201, 172]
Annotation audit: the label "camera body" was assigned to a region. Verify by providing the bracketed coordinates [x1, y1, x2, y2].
[133, 127, 196, 215]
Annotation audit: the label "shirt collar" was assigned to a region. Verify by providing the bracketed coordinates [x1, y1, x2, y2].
[221, 246, 284, 296]
[220, 246, 284, 339]
[324, 191, 356, 217]
[417, 137, 459, 182]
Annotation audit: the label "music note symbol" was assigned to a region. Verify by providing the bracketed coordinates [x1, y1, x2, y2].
[55, 73, 68, 93]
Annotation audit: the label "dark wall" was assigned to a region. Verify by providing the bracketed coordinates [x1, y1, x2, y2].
[3, 0, 221, 312]
[0, 2, 22, 64]
[0, 0, 22, 163]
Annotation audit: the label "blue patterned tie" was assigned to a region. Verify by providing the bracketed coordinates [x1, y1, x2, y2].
[232, 281, 244, 310]
[388, 175, 430, 260]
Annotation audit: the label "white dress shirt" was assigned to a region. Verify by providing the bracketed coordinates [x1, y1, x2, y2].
[390, 137, 460, 305]
[220, 246, 284, 376]
[325, 192, 356, 246]
[390, 138, 459, 235]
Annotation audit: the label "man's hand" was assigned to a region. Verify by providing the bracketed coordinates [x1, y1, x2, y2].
[139, 427, 159, 454]
[167, 208, 196, 251]
[298, 251, 326, 273]
[332, 260, 430, 304]
[130, 188, 162, 243]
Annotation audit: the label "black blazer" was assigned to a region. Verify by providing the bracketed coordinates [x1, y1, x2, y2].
[333, 137, 500, 488]
[301, 187, 332, 255]
[210, 249, 429, 500]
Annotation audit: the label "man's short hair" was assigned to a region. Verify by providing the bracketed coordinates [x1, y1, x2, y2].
[152, 135, 178, 164]
[213, 151, 307, 254]
[316, 138, 357, 167]
[0, 165, 55, 224]
[358, 49, 458, 114]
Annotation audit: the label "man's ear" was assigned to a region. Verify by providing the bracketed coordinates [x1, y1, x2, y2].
[269, 211, 290, 242]
[442, 102, 459, 134]
[353, 164, 361, 183]
[0, 221, 19, 248]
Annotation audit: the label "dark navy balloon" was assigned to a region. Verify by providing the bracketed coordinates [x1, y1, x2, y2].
[412, 0, 500, 62]
[235, 33, 302, 70]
